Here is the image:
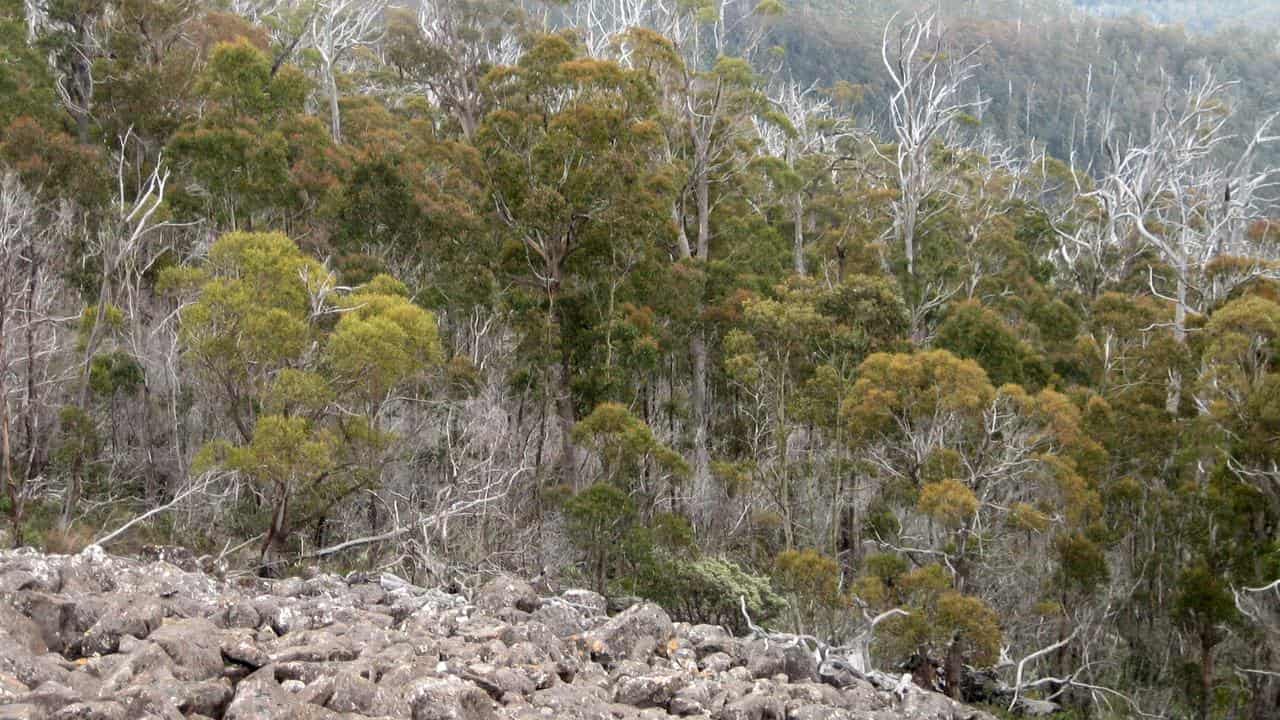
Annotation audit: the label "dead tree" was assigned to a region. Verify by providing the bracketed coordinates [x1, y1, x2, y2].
[311, 0, 385, 143]
[879, 13, 984, 278]
[1103, 74, 1278, 414]
[65, 132, 176, 524]
[0, 173, 38, 545]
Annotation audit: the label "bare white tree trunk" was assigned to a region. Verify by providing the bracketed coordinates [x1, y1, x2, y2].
[879, 13, 984, 277]
[311, 0, 385, 144]
[1104, 74, 1279, 414]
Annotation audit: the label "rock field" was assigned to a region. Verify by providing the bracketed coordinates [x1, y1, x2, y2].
[0, 546, 999, 720]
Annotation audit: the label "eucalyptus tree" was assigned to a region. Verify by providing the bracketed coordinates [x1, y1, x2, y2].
[1101, 74, 1278, 414]
[602, 0, 782, 513]
[879, 13, 984, 280]
[174, 232, 441, 566]
[310, 0, 384, 143]
[756, 80, 861, 277]
[475, 33, 669, 486]
[843, 349, 1106, 696]
[383, 0, 523, 140]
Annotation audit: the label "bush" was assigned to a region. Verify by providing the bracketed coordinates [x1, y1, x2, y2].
[563, 483, 638, 594]
[773, 548, 855, 640]
[636, 555, 785, 634]
[935, 301, 1048, 389]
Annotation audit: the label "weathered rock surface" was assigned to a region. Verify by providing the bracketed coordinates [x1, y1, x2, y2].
[0, 547, 1003, 720]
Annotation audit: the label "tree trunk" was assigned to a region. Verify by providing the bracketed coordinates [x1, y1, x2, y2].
[792, 198, 806, 276]
[557, 345, 579, 488]
[259, 486, 290, 576]
[688, 166, 713, 517]
[550, 278, 579, 488]
[0, 303, 19, 546]
[945, 639, 964, 699]
[689, 331, 710, 511]
[2, 401, 18, 547]
[912, 652, 937, 691]
[695, 167, 710, 261]
[1199, 633, 1215, 720]
[1167, 271, 1187, 415]
[673, 201, 691, 260]
[62, 455, 82, 529]
[327, 67, 342, 144]
[23, 253, 42, 479]
[68, 21, 95, 144]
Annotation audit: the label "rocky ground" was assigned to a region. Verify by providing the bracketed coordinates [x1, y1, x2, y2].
[0, 545, 1001, 720]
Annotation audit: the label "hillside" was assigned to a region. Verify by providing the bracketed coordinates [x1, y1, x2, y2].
[1076, 1, 1280, 32]
[779, 0, 1280, 171]
[0, 0, 1278, 718]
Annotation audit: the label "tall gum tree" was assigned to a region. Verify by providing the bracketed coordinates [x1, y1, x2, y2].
[605, 0, 782, 517]
[476, 33, 668, 487]
[173, 232, 441, 568]
[842, 349, 1106, 697]
[1101, 74, 1278, 414]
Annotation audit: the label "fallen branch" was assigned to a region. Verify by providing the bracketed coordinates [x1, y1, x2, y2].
[1243, 578, 1280, 594]
[303, 525, 411, 559]
[1236, 666, 1280, 678]
[738, 595, 825, 654]
[738, 594, 909, 680]
[1066, 678, 1164, 719]
[1008, 628, 1080, 712]
[92, 473, 219, 548]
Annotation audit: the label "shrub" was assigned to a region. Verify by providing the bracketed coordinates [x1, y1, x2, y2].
[636, 555, 785, 634]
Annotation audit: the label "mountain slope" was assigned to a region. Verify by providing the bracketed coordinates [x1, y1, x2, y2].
[1076, 0, 1280, 32]
[777, 1, 1280, 171]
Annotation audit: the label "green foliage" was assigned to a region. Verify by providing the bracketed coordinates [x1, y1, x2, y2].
[571, 403, 689, 490]
[563, 483, 638, 593]
[843, 350, 995, 444]
[328, 278, 443, 403]
[8, 2, 1280, 714]
[174, 232, 440, 554]
[167, 40, 319, 225]
[89, 352, 144, 398]
[935, 301, 1048, 389]
[918, 478, 979, 528]
[874, 564, 1003, 670]
[773, 548, 841, 606]
[173, 232, 320, 411]
[638, 555, 786, 634]
[220, 414, 335, 491]
[772, 548, 852, 637]
[0, 0, 56, 128]
[1053, 532, 1109, 600]
[53, 406, 101, 475]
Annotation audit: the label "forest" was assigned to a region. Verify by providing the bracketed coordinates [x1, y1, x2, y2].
[0, 0, 1278, 717]
[1074, 1, 1280, 32]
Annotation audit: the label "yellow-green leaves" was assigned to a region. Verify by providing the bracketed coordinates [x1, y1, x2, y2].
[934, 592, 1001, 666]
[176, 232, 319, 394]
[177, 234, 442, 413]
[1200, 294, 1280, 409]
[223, 414, 334, 489]
[843, 350, 994, 442]
[918, 478, 978, 528]
[572, 402, 689, 488]
[175, 232, 441, 552]
[266, 370, 333, 416]
[873, 563, 1003, 668]
[753, 0, 785, 18]
[328, 278, 443, 402]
